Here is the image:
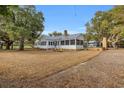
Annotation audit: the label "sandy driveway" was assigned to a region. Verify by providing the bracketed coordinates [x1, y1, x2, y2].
[39, 49, 124, 88]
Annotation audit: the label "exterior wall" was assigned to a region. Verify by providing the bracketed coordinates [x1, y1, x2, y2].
[59, 45, 76, 49]
[36, 45, 48, 49]
[76, 45, 84, 49]
[34, 37, 84, 50]
[35, 44, 83, 50]
[34, 45, 77, 49]
[47, 45, 56, 49]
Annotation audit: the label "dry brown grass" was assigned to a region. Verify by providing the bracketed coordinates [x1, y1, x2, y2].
[0, 50, 100, 87]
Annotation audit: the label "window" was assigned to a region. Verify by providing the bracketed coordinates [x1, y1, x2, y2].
[76, 39, 80, 45]
[65, 40, 69, 45]
[50, 42, 54, 46]
[49, 42, 51, 45]
[52, 42, 54, 45]
[40, 41, 46, 45]
[81, 40, 83, 45]
[76, 40, 84, 45]
[54, 41, 57, 46]
[70, 40, 75, 45]
[61, 41, 64, 45]
[51, 42, 53, 45]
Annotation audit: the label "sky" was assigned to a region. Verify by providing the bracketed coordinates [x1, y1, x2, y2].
[36, 5, 113, 35]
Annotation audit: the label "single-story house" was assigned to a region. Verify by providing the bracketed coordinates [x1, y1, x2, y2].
[34, 33, 84, 50]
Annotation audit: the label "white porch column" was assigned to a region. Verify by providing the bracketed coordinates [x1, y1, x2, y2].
[64, 40, 65, 45]
[75, 39, 77, 49]
[46, 41, 48, 49]
[75, 39, 77, 45]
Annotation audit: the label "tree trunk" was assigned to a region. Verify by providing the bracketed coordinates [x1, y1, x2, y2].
[11, 42, 14, 50]
[6, 42, 11, 50]
[0, 43, 3, 49]
[19, 36, 24, 50]
[0, 43, 1, 49]
[31, 40, 35, 48]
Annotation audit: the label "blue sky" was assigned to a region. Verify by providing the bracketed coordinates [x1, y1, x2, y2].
[36, 5, 113, 35]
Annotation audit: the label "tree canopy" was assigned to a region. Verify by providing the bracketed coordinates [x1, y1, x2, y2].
[49, 31, 63, 37]
[85, 6, 124, 48]
[0, 5, 44, 50]
[48, 30, 69, 37]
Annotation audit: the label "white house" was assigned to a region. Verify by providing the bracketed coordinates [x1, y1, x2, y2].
[34, 33, 84, 50]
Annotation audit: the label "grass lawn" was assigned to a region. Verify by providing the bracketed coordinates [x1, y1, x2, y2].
[2, 45, 32, 50]
[0, 49, 101, 87]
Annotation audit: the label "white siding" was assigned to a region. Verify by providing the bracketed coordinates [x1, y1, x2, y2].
[34, 34, 84, 50]
[76, 45, 84, 49]
[35, 42, 83, 50]
[59, 45, 76, 49]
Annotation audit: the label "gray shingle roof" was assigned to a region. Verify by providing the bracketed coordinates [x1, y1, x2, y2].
[39, 33, 83, 41]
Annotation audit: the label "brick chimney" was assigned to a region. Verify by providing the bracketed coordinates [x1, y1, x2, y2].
[64, 30, 68, 36]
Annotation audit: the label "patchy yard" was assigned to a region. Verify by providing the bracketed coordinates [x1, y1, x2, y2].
[0, 50, 100, 87]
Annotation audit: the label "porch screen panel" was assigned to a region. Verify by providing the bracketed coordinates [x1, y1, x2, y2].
[70, 40, 75, 45]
